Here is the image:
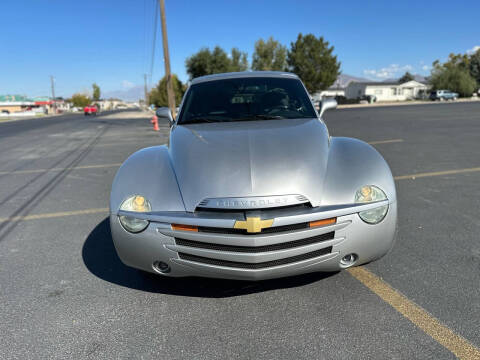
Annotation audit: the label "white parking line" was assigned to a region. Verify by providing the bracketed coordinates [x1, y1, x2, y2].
[348, 267, 480, 359]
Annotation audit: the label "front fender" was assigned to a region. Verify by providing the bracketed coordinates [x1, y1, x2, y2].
[110, 146, 185, 213]
[321, 137, 396, 205]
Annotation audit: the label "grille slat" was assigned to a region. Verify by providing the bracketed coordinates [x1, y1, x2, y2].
[198, 222, 308, 235]
[178, 247, 333, 269]
[175, 231, 335, 253]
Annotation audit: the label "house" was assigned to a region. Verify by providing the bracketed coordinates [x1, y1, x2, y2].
[34, 96, 70, 113]
[318, 86, 345, 98]
[311, 78, 346, 102]
[345, 80, 430, 101]
[311, 87, 345, 103]
[0, 95, 36, 114]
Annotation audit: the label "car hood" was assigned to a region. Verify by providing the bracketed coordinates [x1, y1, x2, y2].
[169, 118, 330, 212]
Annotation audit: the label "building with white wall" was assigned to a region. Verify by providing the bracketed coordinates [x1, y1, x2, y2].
[345, 80, 429, 101]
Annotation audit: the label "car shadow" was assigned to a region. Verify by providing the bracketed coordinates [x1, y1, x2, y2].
[82, 218, 338, 298]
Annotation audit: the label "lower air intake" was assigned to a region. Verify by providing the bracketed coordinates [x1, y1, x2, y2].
[178, 247, 333, 269]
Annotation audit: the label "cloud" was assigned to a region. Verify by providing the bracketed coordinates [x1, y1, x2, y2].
[121, 80, 135, 89]
[363, 64, 413, 79]
[422, 65, 431, 71]
[467, 45, 480, 54]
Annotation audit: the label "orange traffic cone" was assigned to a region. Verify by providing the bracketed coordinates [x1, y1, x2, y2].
[152, 115, 159, 131]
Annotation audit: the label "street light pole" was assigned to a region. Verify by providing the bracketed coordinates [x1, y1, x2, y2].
[158, 0, 176, 118]
[50, 75, 56, 114]
[144, 73, 148, 109]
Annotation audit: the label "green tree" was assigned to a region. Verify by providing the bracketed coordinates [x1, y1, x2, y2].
[92, 83, 101, 101]
[252, 37, 287, 71]
[209, 46, 230, 74]
[148, 74, 185, 107]
[430, 66, 476, 97]
[287, 33, 341, 93]
[185, 48, 211, 79]
[469, 49, 480, 87]
[438, 53, 470, 71]
[185, 46, 249, 79]
[398, 71, 414, 83]
[229, 48, 248, 72]
[70, 93, 91, 108]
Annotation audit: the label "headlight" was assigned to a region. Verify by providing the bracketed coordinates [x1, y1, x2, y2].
[354, 185, 388, 224]
[119, 195, 152, 233]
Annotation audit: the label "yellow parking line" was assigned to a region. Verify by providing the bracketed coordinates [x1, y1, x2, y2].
[348, 267, 480, 359]
[395, 167, 480, 180]
[368, 139, 404, 145]
[0, 208, 109, 223]
[0, 163, 122, 175]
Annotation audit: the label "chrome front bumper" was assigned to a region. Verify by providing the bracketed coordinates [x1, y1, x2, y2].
[110, 201, 397, 280]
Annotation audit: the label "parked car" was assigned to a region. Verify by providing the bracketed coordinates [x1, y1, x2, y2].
[84, 105, 98, 116]
[430, 90, 458, 101]
[110, 71, 397, 280]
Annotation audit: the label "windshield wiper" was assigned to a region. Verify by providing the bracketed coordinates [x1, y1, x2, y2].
[181, 117, 219, 124]
[235, 114, 286, 121]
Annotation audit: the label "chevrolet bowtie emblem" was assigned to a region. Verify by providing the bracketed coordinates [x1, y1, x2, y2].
[234, 217, 274, 233]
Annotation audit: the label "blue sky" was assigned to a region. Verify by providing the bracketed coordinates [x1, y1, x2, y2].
[1, 0, 479, 98]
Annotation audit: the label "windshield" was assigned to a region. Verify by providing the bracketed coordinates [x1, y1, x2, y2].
[177, 76, 317, 124]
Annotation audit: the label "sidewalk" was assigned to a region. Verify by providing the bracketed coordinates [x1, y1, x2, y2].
[0, 113, 64, 124]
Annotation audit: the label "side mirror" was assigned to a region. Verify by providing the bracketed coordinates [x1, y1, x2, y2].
[319, 98, 337, 118]
[155, 107, 174, 125]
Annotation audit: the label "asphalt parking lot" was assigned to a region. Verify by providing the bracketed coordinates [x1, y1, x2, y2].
[0, 103, 479, 359]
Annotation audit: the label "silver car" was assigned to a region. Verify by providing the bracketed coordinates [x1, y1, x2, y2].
[110, 71, 397, 280]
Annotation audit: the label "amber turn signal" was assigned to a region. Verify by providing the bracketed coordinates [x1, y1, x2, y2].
[309, 218, 336, 228]
[171, 224, 198, 232]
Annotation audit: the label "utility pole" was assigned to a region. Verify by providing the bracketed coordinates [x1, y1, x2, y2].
[158, 0, 176, 118]
[50, 75, 56, 114]
[144, 73, 148, 109]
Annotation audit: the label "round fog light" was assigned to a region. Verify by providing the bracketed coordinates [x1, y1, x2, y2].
[340, 253, 358, 268]
[152, 261, 170, 274]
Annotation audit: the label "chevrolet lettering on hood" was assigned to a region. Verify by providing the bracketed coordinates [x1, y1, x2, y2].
[197, 195, 308, 209]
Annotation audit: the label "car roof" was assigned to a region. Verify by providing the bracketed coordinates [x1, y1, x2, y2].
[190, 71, 300, 85]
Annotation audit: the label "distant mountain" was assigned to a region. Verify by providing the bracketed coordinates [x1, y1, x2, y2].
[382, 74, 428, 83]
[334, 74, 370, 88]
[103, 85, 146, 102]
[413, 74, 428, 83]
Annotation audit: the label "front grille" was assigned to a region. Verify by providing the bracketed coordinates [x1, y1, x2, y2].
[175, 231, 334, 253]
[178, 247, 333, 269]
[198, 222, 309, 235]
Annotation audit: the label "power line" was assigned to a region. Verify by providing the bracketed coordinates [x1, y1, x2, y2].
[149, 0, 159, 86]
[142, 0, 147, 75]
